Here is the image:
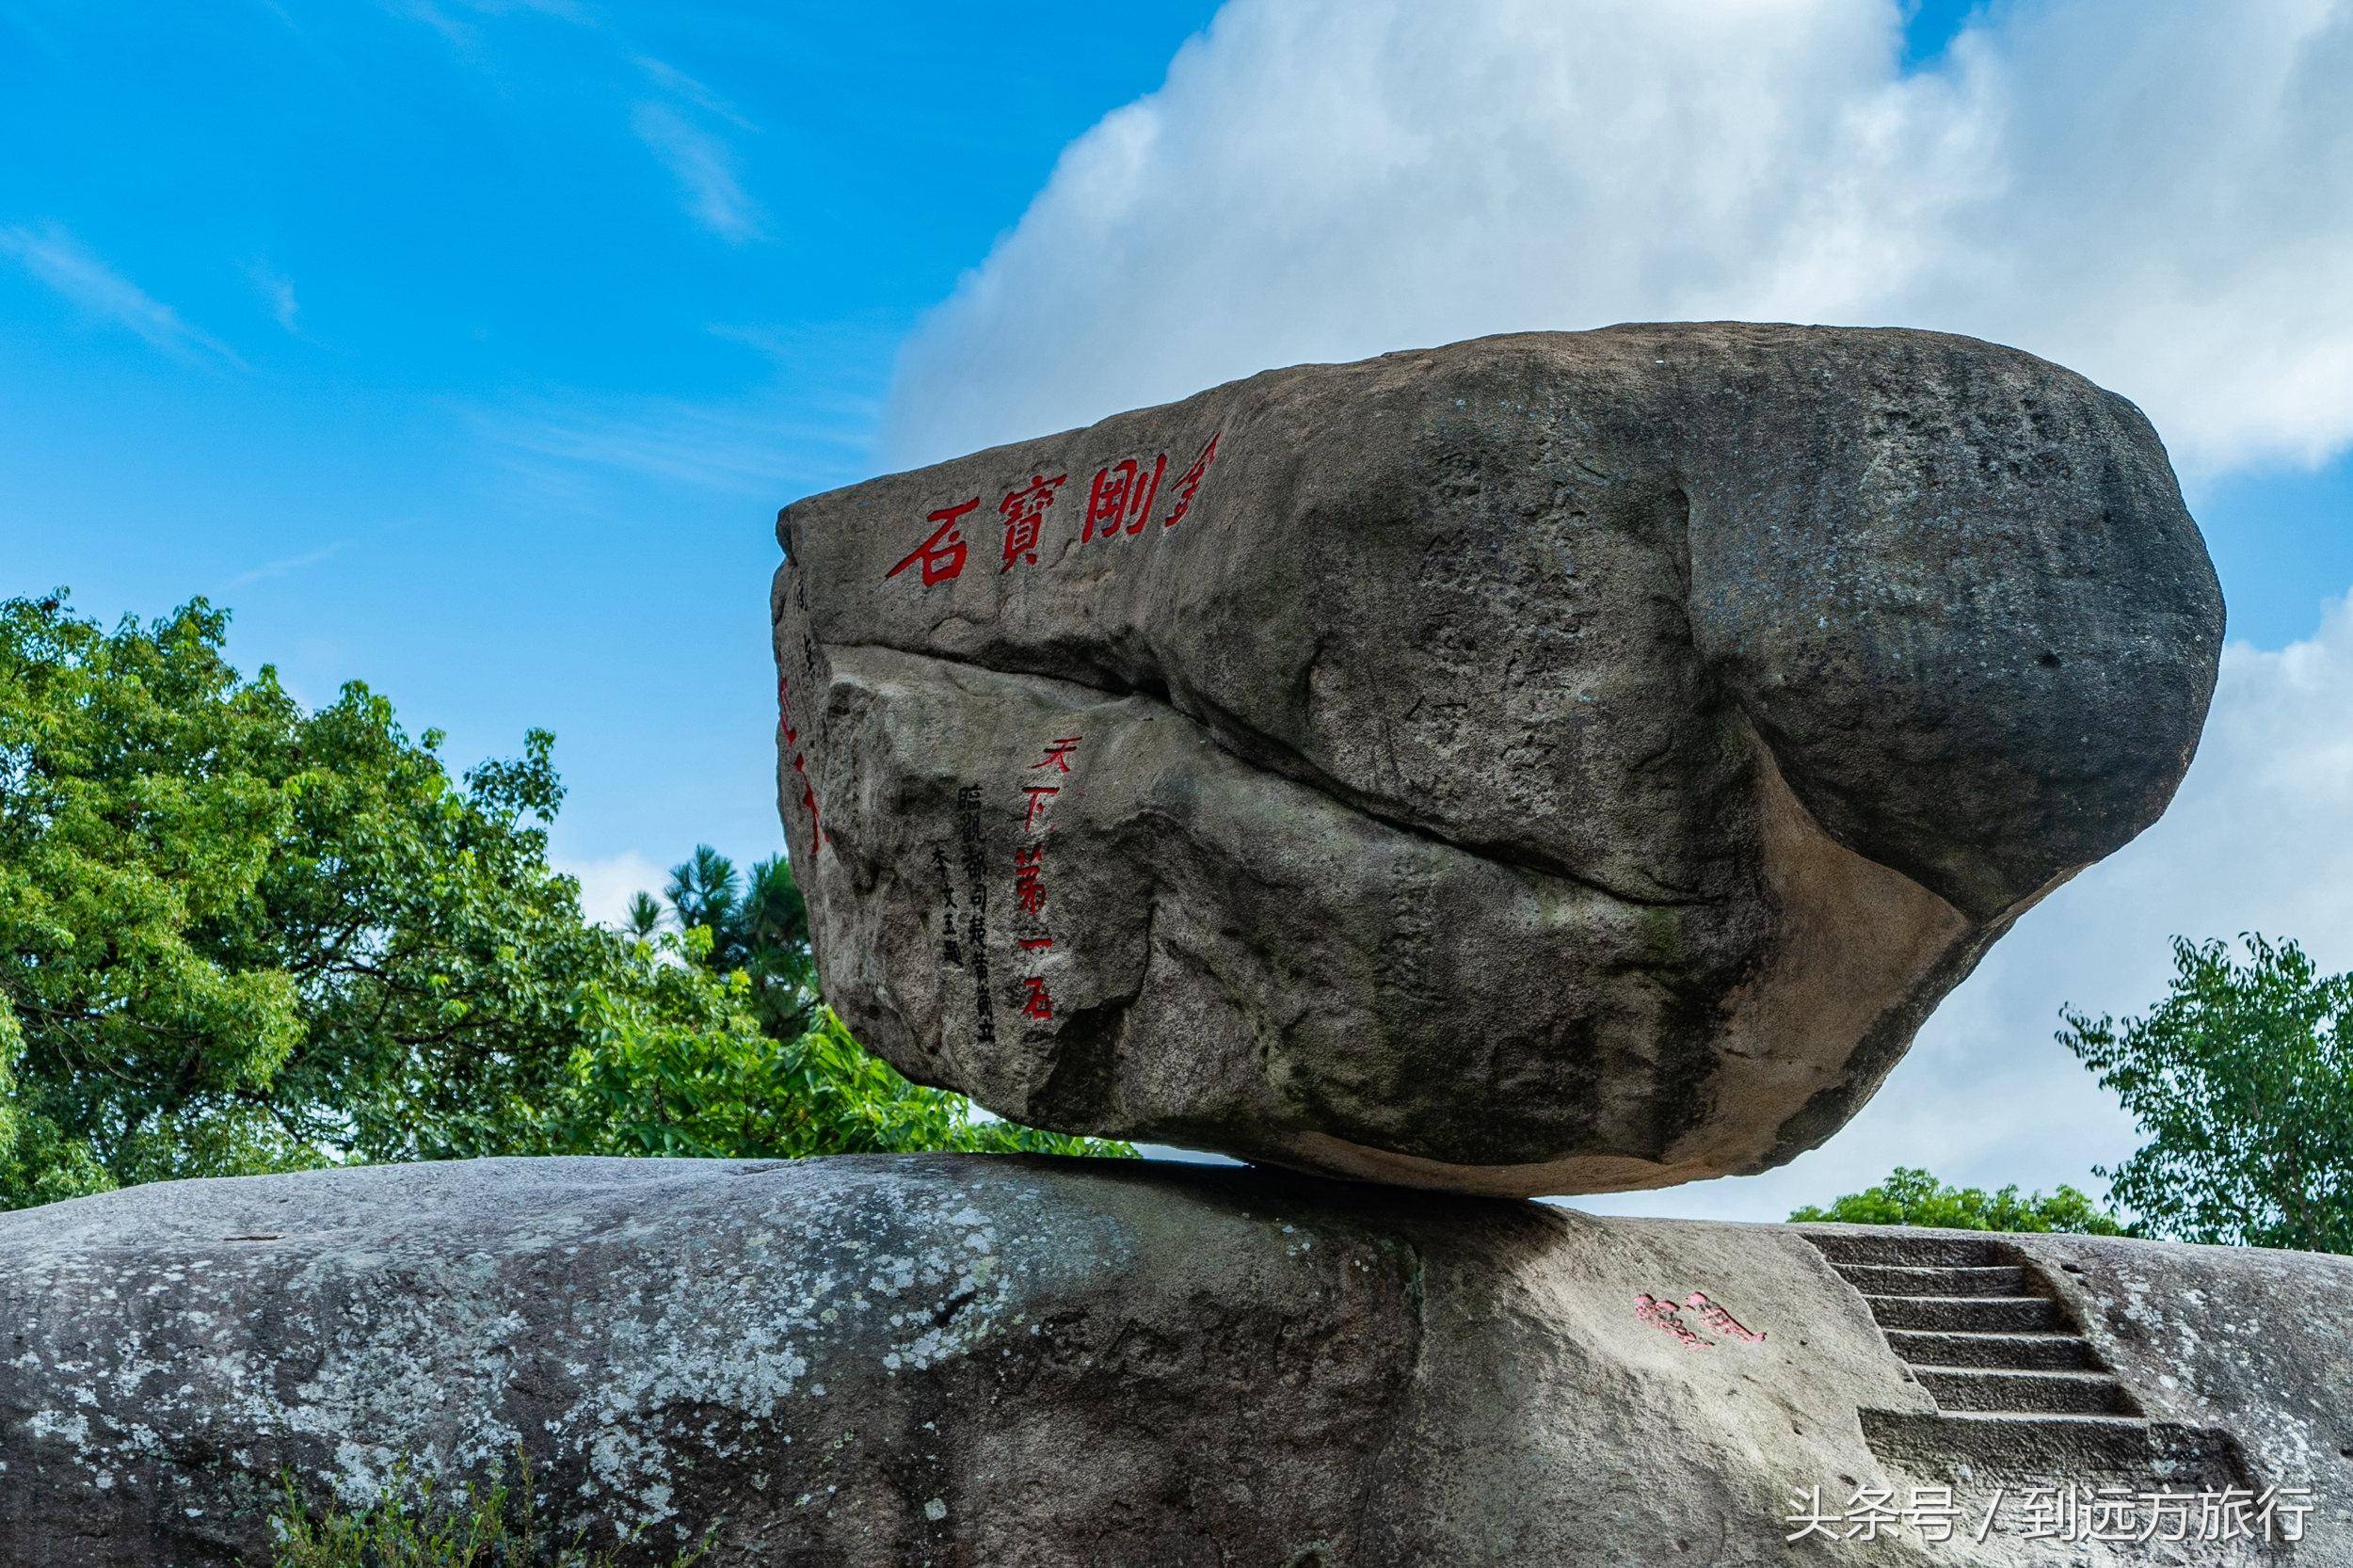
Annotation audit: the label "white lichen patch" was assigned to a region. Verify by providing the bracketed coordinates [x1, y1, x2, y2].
[0, 1158, 1150, 1552]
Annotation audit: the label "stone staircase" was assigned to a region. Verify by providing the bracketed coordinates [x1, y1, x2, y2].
[1801, 1227, 2245, 1485]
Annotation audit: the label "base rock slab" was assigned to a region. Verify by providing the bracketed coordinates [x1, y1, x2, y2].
[2, 1156, 2345, 1566]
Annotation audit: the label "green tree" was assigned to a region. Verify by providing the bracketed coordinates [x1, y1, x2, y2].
[643, 845, 818, 1039]
[0, 592, 1121, 1210]
[1790, 1166, 2127, 1235]
[664, 845, 744, 963]
[2059, 935, 2352, 1254]
[620, 890, 664, 942]
[551, 948, 1088, 1161]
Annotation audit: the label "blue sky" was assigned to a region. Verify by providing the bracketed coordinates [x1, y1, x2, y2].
[8, 0, 2352, 1218]
[3, 0, 1224, 876]
[5, 0, 2345, 882]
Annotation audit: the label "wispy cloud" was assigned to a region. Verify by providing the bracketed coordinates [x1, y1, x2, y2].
[632, 101, 765, 243]
[379, 0, 589, 50]
[480, 387, 872, 496]
[0, 224, 246, 368]
[706, 317, 904, 376]
[633, 55, 756, 132]
[377, 0, 768, 247]
[230, 540, 349, 588]
[246, 259, 300, 333]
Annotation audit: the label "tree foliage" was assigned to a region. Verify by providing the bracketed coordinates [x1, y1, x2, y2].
[0, 592, 1122, 1210]
[2059, 934, 2352, 1254]
[1789, 1166, 2127, 1235]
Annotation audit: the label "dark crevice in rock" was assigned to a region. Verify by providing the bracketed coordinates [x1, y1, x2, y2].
[826, 638, 1721, 914]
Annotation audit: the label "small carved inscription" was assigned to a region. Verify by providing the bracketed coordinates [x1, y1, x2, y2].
[957, 784, 995, 1046]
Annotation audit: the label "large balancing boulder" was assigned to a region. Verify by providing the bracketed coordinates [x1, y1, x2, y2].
[771, 324, 2222, 1195]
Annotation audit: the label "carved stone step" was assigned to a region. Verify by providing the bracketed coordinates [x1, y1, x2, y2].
[1834, 1262, 2025, 1297]
[1883, 1328, 2102, 1371]
[1861, 1411, 2153, 1475]
[1800, 1228, 2009, 1268]
[1865, 1293, 2061, 1333]
[1913, 1367, 2134, 1416]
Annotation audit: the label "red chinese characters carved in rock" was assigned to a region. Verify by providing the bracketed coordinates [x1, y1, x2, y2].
[1020, 784, 1060, 832]
[1031, 735, 1082, 775]
[1635, 1289, 1765, 1349]
[1017, 975, 1055, 1021]
[1011, 734, 1081, 1027]
[886, 497, 978, 586]
[1013, 843, 1048, 917]
[1684, 1291, 1766, 1343]
[999, 474, 1069, 573]
[1634, 1293, 1708, 1349]
[882, 432, 1222, 592]
[1161, 431, 1221, 529]
[1082, 455, 1167, 542]
[776, 675, 823, 856]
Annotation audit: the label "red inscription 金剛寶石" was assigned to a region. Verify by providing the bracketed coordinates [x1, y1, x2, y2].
[999, 474, 1068, 573]
[1082, 455, 1166, 542]
[1161, 431, 1220, 529]
[882, 432, 1223, 589]
[886, 497, 978, 586]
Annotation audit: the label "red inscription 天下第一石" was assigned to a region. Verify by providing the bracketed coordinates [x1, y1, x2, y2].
[1018, 974, 1054, 1021]
[1012, 732, 1080, 1032]
[1082, 455, 1167, 541]
[1161, 431, 1220, 528]
[1013, 843, 1048, 916]
[999, 474, 1069, 572]
[1031, 735, 1082, 774]
[887, 497, 979, 586]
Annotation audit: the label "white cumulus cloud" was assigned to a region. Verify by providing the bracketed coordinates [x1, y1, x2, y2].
[557, 849, 669, 930]
[885, 0, 2353, 480]
[877, 0, 2353, 1220]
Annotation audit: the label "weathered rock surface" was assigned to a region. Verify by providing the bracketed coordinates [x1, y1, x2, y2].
[772, 325, 2224, 1194]
[2, 1156, 2344, 1567]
